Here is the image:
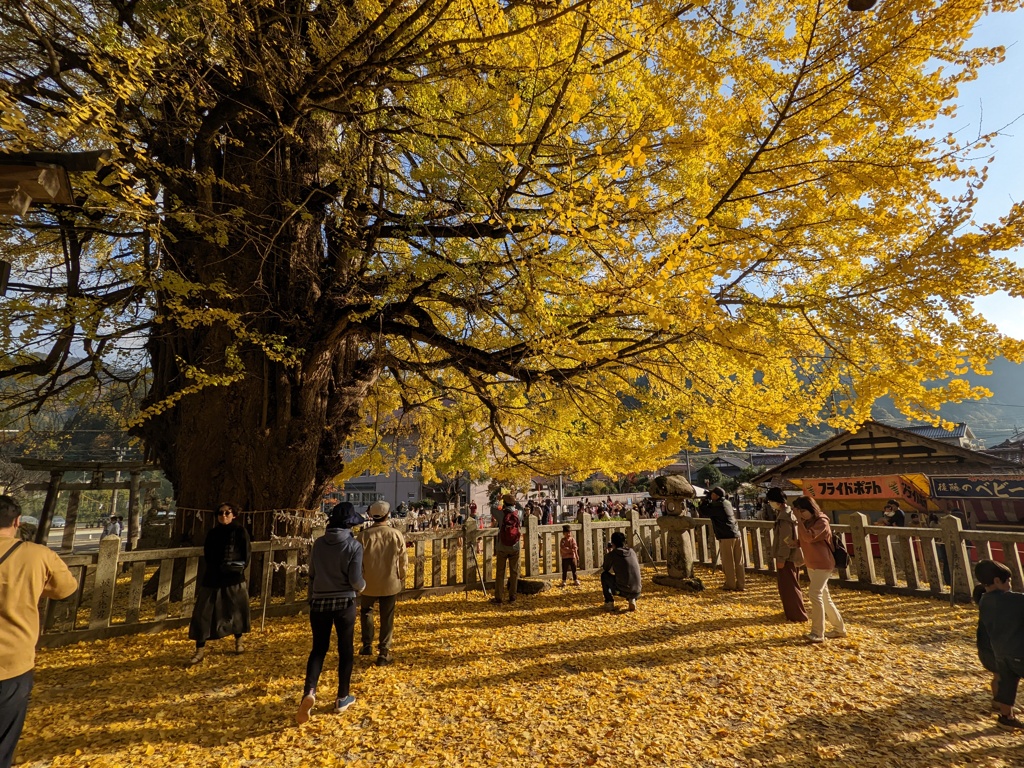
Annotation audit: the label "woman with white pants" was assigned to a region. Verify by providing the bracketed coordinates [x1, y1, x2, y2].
[790, 496, 847, 643]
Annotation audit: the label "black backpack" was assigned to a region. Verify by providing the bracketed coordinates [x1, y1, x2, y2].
[832, 530, 849, 570]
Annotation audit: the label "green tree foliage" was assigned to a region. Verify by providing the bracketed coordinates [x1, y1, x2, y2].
[696, 463, 724, 489]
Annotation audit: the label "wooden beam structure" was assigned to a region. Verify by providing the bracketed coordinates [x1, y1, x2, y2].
[12, 457, 160, 552]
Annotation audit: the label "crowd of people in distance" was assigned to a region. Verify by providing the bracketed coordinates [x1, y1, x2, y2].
[574, 496, 662, 521]
[395, 494, 664, 535]
[101, 515, 125, 538]
[396, 503, 465, 532]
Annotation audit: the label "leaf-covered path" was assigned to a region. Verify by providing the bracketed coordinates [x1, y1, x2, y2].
[21, 571, 1023, 767]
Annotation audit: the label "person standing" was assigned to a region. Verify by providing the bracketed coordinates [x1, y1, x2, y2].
[0, 495, 77, 768]
[601, 531, 642, 611]
[879, 499, 908, 579]
[790, 496, 847, 643]
[766, 488, 807, 623]
[187, 502, 251, 665]
[358, 501, 408, 667]
[704, 487, 744, 591]
[297, 502, 366, 724]
[559, 525, 580, 586]
[492, 495, 521, 604]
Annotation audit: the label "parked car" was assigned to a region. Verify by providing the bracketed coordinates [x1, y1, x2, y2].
[51, 516, 66, 528]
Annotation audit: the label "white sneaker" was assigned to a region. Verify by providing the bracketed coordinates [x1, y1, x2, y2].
[825, 629, 847, 639]
[807, 633, 825, 643]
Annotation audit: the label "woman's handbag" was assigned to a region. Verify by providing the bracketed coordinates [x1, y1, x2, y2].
[221, 528, 248, 573]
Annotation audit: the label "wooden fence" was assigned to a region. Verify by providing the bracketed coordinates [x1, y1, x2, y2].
[38, 510, 1024, 647]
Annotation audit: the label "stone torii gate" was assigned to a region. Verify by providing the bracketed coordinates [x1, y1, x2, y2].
[13, 458, 160, 552]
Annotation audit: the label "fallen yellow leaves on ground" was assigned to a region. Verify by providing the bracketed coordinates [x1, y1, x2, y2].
[19, 571, 1024, 767]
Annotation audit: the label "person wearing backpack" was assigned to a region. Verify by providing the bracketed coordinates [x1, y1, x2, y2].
[492, 494, 522, 604]
[790, 496, 847, 643]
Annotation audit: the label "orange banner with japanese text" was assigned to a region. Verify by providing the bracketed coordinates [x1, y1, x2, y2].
[802, 475, 928, 512]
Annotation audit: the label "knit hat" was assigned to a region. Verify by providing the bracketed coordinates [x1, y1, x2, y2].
[710, 486, 727, 499]
[368, 501, 391, 521]
[765, 487, 787, 504]
[327, 501, 364, 529]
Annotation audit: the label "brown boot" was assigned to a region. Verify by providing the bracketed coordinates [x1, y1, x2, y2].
[296, 694, 316, 725]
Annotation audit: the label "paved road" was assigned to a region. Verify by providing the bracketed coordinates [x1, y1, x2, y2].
[46, 527, 107, 553]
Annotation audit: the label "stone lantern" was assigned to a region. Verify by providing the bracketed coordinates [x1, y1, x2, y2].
[649, 474, 704, 591]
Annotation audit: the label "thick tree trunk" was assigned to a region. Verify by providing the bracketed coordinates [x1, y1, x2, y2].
[139, 334, 376, 521]
[135, 111, 378, 525]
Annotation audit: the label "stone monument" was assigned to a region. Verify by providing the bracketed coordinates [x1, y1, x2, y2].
[649, 475, 704, 591]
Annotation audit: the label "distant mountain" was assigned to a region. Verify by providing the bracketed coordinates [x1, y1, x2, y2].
[870, 357, 1024, 449]
[779, 358, 1024, 450]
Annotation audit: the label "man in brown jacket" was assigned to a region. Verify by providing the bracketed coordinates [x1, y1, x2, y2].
[0, 495, 77, 768]
[357, 501, 408, 666]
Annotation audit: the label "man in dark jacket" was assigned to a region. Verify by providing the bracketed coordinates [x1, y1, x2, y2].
[704, 487, 744, 591]
[976, 559, 1024, 728]
[879, 500, 907, 576]
[601, 531, 642, 612]
[881, 500, 906, 527]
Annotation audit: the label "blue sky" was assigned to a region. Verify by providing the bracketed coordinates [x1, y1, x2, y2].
[955, 9, 1024, 338]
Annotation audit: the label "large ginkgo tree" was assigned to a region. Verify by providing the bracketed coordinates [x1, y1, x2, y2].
[1, 0, 1022, 511]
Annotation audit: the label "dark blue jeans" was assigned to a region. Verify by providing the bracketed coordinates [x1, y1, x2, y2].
[0, 669, 33, 768]
[303, 600, 356, 699]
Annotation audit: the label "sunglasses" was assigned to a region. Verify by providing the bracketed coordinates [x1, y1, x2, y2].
[217, 509, 234, 516]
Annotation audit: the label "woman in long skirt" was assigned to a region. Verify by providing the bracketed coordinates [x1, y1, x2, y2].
[766, 487, 807, 622]
[187, 502, 251, 665]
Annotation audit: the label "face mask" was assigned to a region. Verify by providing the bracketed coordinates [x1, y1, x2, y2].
[884, 509, 895, 517]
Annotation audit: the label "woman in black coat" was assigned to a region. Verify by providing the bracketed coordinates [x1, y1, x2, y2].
[187, 502, 251, 665]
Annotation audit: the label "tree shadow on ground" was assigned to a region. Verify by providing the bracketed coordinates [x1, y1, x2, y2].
[421, 622, 801, 692]
[741, 689, 1023, 768]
